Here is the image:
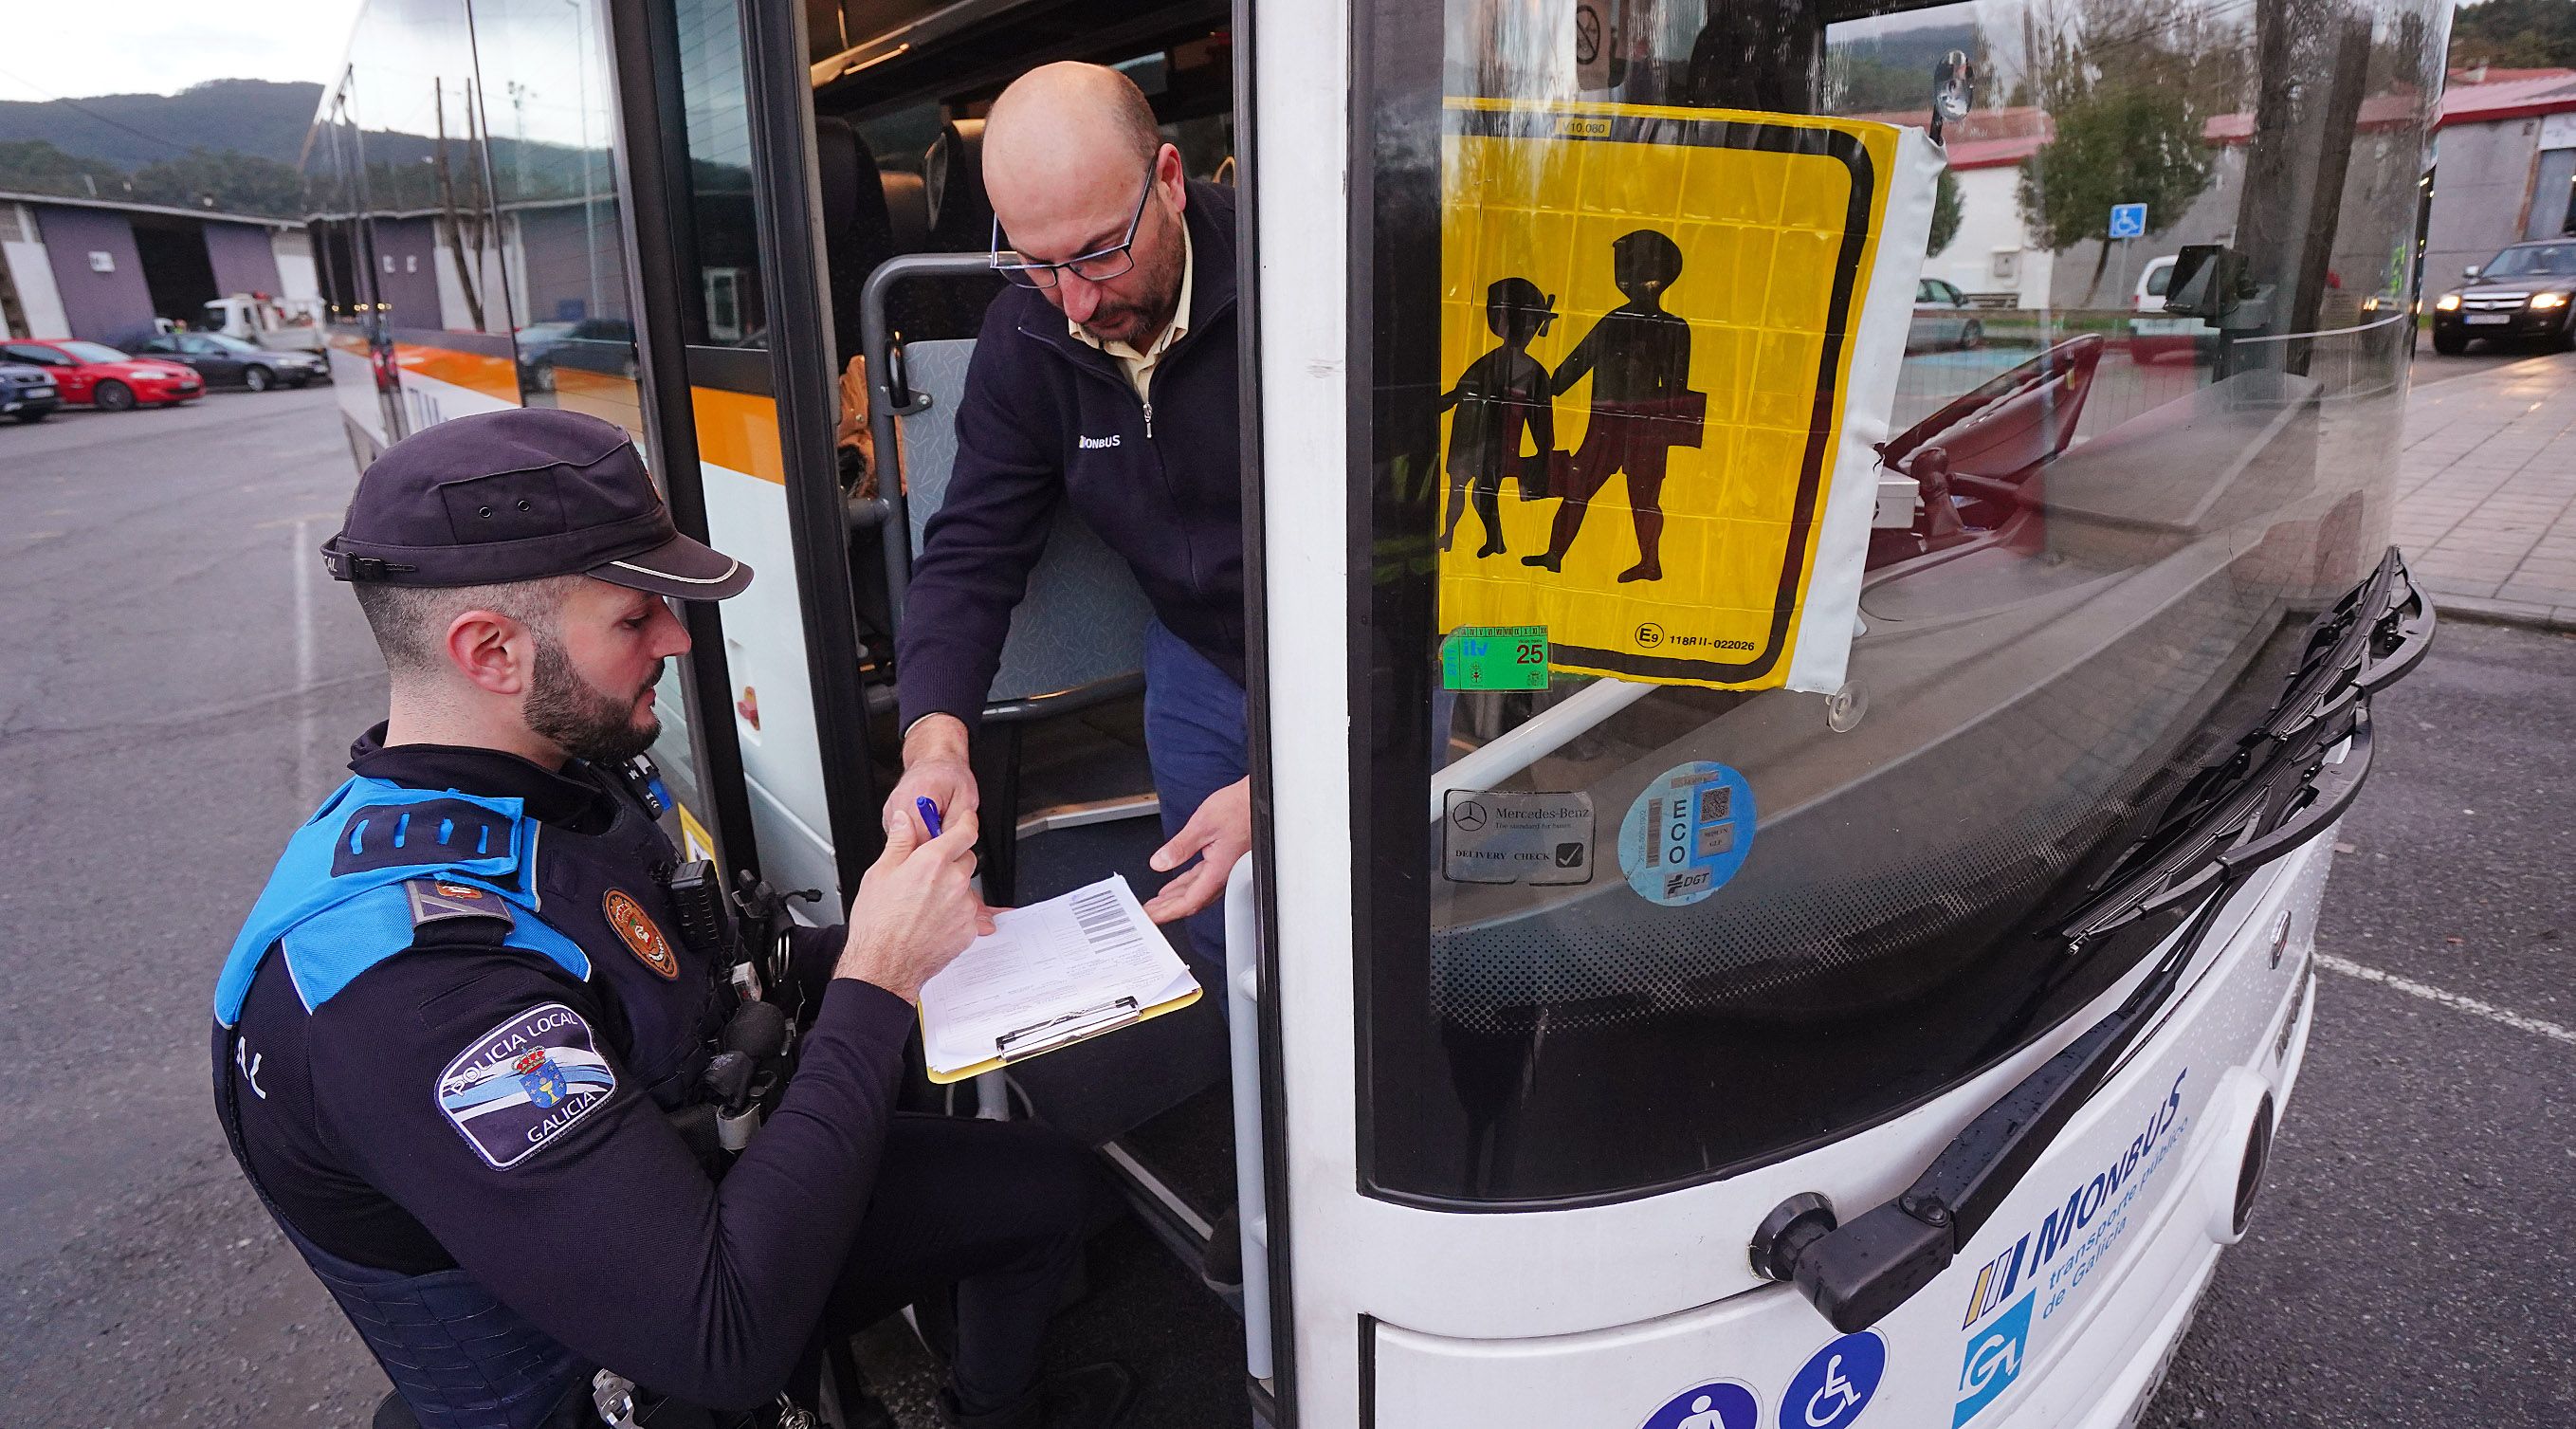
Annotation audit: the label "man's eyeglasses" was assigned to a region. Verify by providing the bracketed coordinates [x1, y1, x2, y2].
[990, 162, 1158, 290]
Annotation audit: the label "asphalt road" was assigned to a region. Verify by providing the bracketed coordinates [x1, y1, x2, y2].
[2136, 618, 2576, 1428]
[1, 381, 2569, 1426]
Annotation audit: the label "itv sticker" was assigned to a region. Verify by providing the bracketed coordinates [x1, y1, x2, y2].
[1636, 1380, 1757, 1429]
[1443, 789, 1594, 886]
[1442, 625, 1551, 690]
[1782, 1330, 1884, 1429]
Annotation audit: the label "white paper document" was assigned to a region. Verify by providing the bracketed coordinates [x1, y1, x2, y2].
[917, 874, 1200, 1080]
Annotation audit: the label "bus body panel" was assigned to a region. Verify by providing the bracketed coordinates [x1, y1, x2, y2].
[1360, 836, 2330, 1429]
[687, 390, 841, 905]
[325, 326, 392, 451]
[391, 336, 521, 431]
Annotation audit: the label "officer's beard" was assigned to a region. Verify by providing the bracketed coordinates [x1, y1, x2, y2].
[523, 633, 661, 766]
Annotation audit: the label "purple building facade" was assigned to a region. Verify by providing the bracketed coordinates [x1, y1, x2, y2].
[33, 205, 153, 341]
[203, 221, 284, 298]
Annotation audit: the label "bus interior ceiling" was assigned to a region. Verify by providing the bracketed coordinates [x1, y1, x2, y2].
[130, 215, 223, 327]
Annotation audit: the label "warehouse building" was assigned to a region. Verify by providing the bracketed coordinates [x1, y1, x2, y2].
[0, 192, 316, 342]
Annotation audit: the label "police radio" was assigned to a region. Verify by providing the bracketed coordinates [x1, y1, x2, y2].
[664, 859, 818, 1161]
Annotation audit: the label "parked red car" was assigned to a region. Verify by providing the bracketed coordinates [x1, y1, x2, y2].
[0, 339, 202, 411]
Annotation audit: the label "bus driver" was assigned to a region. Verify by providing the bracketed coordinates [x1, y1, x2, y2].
[889, 64, 1249, 1150]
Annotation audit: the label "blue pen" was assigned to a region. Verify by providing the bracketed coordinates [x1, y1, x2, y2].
[915, 797, 943, 837]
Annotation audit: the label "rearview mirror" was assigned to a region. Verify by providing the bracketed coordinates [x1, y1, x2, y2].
[2165, 244, 2246, 321]
[2464, 265, 2483, 280]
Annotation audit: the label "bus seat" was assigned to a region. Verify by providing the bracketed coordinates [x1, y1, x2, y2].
[813, 116, 896, 368]
[881, 168, 931, 252]
[924, 119, 992, 251]
[896, 336, 1158, 901]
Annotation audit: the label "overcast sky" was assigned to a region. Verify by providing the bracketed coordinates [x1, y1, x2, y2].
[0, 1, 364, 101]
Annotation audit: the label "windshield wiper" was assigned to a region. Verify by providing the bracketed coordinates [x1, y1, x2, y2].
[2061, 545, 2430, 946]
[1753, 549, 2433, 1334]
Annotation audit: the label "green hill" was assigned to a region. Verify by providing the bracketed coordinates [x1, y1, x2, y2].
[0, 79, 322, 171]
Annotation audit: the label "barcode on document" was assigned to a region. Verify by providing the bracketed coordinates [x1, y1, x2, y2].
[1645, 799, 1662, 865]
[1070, 885, 1144, 956]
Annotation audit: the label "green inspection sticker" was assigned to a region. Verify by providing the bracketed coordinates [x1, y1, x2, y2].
[1442, 626, 1550, 690]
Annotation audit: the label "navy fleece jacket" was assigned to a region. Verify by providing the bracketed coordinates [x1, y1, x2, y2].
[896, 180, 1244, 734]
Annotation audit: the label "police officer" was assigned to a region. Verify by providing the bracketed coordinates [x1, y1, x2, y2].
[212, 409, 1131, 1429]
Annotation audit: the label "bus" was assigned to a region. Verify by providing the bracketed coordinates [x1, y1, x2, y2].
[301, 1, 2441, 1425]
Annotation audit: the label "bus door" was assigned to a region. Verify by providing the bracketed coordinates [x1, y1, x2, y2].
[300, 0, 760, 877]
[1240, 0, 2436, 1424]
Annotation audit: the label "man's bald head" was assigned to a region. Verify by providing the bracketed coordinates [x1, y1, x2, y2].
[986, 62, 1160, 181]
[983, 61, 1190, 349]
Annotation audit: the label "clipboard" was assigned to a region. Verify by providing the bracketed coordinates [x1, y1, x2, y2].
[918, 875, 1202, 1085]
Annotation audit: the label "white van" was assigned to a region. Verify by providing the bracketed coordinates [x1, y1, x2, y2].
[2129, 255, 2215, 363]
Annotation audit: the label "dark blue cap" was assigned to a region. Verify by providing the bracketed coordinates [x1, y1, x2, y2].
[320, 408, 750, 599]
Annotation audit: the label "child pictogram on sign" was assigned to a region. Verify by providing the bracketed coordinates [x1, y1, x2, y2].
[1437, 277, 1561, 559]
[1522, 229, 1708, 583]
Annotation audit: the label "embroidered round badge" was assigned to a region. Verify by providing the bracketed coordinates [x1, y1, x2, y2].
[603, 889, 678, 979]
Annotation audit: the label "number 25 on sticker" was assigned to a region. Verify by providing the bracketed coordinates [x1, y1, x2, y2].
[1443, 625, 1550, 691]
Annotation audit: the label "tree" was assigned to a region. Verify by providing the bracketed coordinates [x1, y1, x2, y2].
[2449, 0, 2576, 70]
[0, 139, 126, 202]
[1929, 167, 1964, 257]
[127, 149, 306, 217]
[2014, 0, 2234, 301]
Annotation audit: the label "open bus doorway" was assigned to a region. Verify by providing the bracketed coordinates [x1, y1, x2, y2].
[788, 14, 1259, 1422]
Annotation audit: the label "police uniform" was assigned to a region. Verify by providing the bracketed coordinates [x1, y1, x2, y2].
[211, 410, 1121, 1429]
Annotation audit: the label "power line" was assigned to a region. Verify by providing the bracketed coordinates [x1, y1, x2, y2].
[0, 65, 200, 161]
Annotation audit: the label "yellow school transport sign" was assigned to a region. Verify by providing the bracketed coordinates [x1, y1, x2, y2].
[1435, 100, 1938, 693]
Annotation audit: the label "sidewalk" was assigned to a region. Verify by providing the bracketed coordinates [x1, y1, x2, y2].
[2392, 350, 2576, 630]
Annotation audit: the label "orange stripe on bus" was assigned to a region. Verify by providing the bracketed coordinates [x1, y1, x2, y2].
[393, 342, 520, 404]
[552, 367, 647, 437]
[689, 386, 784, 485]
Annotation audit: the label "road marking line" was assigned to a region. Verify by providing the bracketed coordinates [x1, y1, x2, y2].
[254, 509, 344, 530]
[2317, 953, 2576, 1046]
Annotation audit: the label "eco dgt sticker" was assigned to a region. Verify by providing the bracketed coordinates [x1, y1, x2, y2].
[1435, 100, 1939, 693]
[1618, 760, 1756, 907]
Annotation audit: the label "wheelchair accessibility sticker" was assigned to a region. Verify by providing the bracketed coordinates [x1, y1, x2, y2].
[1954, 1292, 2034, 1425]
[1618, 760, 1756, 906]
[1783, 1330, 1884, 1428]
[1636, 1380, 1757, 1429]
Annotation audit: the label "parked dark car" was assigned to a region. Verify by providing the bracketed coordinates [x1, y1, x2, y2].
[0, 361, 59, 423]
[129, 331, 330, 392]
[0, 339, 200, 410]
[515, 317, 637, 392]
[2430, 240, 2576, 355]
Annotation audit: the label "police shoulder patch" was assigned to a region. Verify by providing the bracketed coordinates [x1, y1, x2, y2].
[405, 878, 514, 930]
[602, 889, 678, 980]
[435, 1002, 617, 1169]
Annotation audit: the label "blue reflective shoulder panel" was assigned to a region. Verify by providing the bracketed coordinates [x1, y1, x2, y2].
[279, 883, 590, 1015]
[215, 777, 591, 1026]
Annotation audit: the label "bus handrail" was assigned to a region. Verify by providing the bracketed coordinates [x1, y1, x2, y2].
[1427, 677, 1656, 822]
[858, 251, 996, 628]
[2220, 308, 2413, 348]
[1223, 859, 1272, 1382]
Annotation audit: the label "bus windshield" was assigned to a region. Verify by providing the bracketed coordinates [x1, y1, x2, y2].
[1353, 0, 2432, 1205]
